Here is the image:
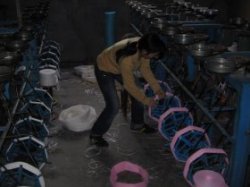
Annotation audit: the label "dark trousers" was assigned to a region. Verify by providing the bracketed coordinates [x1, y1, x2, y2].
[91, 65, 144, 136]
[122, 90, 144, 124]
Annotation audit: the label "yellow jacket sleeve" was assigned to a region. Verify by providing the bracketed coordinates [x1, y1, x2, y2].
[139, 60, 165, 97]
[119, 57, 152, 105]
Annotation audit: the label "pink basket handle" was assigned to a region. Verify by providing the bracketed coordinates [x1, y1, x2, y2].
[158, 107, 189, 125]
[157, 107, 192, 141]
[110, 161, 149, 187]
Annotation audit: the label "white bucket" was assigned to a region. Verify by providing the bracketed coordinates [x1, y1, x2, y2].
[59, 104, 97, 132]
[74, 65, 96, 82]
[39, 69, 58, 87]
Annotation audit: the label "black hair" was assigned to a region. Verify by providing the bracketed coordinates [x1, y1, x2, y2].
[116, 41, 137, 63]
[116, 33, 166, 63]
[138, 33, 166, 54]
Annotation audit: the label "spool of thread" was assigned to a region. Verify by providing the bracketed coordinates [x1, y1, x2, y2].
[39, 69, 58, 87]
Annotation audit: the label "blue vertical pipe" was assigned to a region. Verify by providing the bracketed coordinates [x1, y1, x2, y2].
[105, 11, 116, 47]
[186, 54, 196, 82]
[227, 76, 250, 187]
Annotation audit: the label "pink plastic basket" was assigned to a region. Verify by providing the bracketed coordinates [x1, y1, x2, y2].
[158, 107, 193, 141]
[170, 126, 211, 162]
[183, 148, 229, 186]
[193, 170, 229, 187]
[110, 161, 149, 187]
[148, 93, 181, 122]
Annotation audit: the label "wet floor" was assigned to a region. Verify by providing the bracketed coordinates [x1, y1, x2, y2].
[42, 68, 188, 187]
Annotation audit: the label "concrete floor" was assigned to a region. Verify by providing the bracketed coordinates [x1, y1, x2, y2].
[42, 68, 188, 187]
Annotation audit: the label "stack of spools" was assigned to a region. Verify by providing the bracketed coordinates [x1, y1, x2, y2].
[39, 40, 61, 95]
[144, 80, 229, 187]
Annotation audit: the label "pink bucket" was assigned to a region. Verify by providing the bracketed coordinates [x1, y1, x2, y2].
[110, 161, 149, 187]
[183, 148, 229, 186]
[170, 126, 211, 162]
[193, 170, 228, 187]
[158, 107, 193, 141]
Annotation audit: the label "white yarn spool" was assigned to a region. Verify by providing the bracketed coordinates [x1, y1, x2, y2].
[39, 69, 58, 87]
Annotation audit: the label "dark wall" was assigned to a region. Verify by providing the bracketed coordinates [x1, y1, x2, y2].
[1, 0, 250, 64]
[232, 0, 250, 19]
[0, 0, 130, 64]
[0, 0, 38, 20]
[0, 0, 18, 20]
[46, 0, 131, 64]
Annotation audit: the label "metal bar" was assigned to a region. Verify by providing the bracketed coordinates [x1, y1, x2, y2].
[159, 61, 233, 142]
[130, 23, 143, 36]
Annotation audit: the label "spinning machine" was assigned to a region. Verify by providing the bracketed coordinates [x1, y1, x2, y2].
[126, 0, 250, 186]
[0, 1, 61, 186]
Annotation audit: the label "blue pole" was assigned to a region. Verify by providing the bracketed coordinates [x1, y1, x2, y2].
[105, 11, 116, 47]
[227, 76, 250, 187]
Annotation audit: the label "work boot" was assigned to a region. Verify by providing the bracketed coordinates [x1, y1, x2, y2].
[89, 134, 109, 147]
[130, 123, 157, 134]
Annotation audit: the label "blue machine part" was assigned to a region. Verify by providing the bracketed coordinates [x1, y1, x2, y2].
[170, 126, 211, 162]
[150, 55, 180, 82]
[151, 59, 168, 81]
[3, 82, 10, 101]
[18, 100, 51, 121]
[20, 40, 40, 82]
[183, 148, 229, 186]
[0, 161, 45, 187]
[12, 65, 39, 94]
[149, 94, 181, 121]
[158, 107, 193, 141]
[23, 74, 40, 91]
[12, 116, 49, 141]
[0, 27, 18, 34]
[144, 81, 172, 97]
[200, 87, 220, 108]
[21, 46, 33, 66]
[29, 39, 39, 59]
[226, 74, 250, 187]
[0, 20, 17, 25]
[5, 136, 48, 169]
[23, 87, 53, 108]
[185, 54, 196, 82]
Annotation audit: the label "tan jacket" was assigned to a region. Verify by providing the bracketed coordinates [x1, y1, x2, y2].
[96, 37, 164, 105]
